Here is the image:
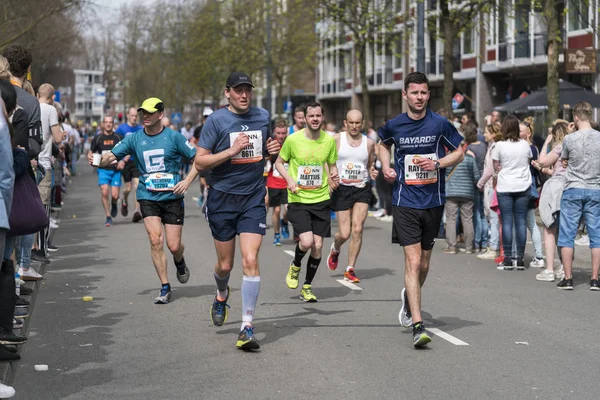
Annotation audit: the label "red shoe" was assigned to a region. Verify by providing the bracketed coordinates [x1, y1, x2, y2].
[327, 243, 339, 270]
[495, 255, 504, 265]
[344, 268, 360, 283]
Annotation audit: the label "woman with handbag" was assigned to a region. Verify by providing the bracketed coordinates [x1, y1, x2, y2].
[493, 115, 533, 270]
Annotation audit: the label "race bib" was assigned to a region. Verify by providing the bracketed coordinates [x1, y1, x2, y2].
[404, 154, 438, 185]
[229, 130, 263, 164]
[297, 165, 323, 189]
[273, 163, 288, 178]
[340, 162, 366, 184]
[146, 173, 176, 192]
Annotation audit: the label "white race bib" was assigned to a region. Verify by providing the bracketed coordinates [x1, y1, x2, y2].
[404, 154, 438, 185]
[229, 130, 263, 164]
[297, 165, 323, 189]
[273, 163, 288, 178]
[340, 162, 367, 184]
[146, 173, 176, 191]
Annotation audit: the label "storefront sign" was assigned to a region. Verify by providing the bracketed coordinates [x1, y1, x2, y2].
[565, 48, 596, 74]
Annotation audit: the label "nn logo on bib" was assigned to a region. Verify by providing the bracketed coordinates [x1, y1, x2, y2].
[397, 136, 436, 145]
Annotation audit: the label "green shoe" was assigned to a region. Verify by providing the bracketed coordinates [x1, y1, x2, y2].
[286, 262, 301, 289]
[236, 326, 260, 351]
[412, 322, 432, 348]
[210, 286, 230, 326]
[299, 284, 317, 302]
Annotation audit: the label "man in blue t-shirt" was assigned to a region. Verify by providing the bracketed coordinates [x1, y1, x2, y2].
[194, 72, 280, 351]
[115, 106, 143, 221]
[89, 97, 198, 305]
[378, 72, 464, 348]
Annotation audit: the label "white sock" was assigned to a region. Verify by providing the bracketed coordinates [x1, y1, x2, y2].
[346, 266, 353, 272]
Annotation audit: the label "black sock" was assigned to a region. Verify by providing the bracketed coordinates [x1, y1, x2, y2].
[174, 256, 186, 269]
[162, 283, 171, 290]
[304, 256, 321, 285]
[293, 243, 307, 267]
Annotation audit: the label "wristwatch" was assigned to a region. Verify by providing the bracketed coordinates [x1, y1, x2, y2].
[434, 161, 441, 170]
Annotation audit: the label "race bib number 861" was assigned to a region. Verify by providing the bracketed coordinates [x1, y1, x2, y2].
[229, 130, 263, 164]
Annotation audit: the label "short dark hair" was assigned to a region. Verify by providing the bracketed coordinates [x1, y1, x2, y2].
[0, 79, 17, 115]
[573, 101, 592, 122]
[2, 45, 32, 78]
[462, 123, 478, 144]
[304, 101, 323, 116]
[404, 71, 429, 92]
[294, 106, 304, 114]
[501, 114, 520, 142]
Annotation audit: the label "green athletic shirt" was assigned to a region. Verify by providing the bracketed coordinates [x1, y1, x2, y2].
[278, 129, 337, 204]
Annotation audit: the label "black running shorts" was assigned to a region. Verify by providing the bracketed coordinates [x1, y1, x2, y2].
[331, 184, 372, 212]
[392, 205, 443, 250]
[139, 198, 185, 225]
[122, 160, 141, 183]
[287, 200, 331, 238]
[268, 188, 288, 207]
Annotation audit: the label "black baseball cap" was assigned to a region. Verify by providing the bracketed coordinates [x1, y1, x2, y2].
[226, 72, 254, 88]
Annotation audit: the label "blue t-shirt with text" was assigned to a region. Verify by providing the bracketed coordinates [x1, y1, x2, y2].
[378, 110, 463, 209]
[111, 127, 196, 202]
[198, 106, 270, 195]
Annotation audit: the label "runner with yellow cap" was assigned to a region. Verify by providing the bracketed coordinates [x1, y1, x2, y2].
[88, 97, 199, 304]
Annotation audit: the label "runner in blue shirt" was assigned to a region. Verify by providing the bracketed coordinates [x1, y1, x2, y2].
[378, 72, 464, 348]
[89, 97, 198, 305]
[194, 72, 280, 351]
[115, 106, 143, 221]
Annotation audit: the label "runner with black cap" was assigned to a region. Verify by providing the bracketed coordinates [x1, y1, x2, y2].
[89, 97, 199, 304]
[194, 72, 281, 351]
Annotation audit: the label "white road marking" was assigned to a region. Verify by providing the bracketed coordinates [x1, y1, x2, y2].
[336, 279, 363, 291]
[427, 328, 469, 346]
[284, 250, 295, 257]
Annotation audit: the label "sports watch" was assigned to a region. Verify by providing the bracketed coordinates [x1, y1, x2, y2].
[434, 161, 441, 170]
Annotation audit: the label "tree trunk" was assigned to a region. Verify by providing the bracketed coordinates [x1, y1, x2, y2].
[545, 0, 560, 127]
[356, 43, 372, 127]
[276, 76, 284, 115]
[442, 18, 455, 113]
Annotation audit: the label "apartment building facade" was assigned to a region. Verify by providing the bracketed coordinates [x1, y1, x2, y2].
[73, 69, 106, 125]
[317, 0, 598, 129]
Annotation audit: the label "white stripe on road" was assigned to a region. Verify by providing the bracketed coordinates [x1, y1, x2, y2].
[284, 250, 295, 257]
[336, 279, 363, 291]
[427, 328, 469, 346]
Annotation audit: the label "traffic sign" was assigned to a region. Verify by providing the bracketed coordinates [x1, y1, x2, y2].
[171, 112, 182, 124]
[452, 93, 464, 110]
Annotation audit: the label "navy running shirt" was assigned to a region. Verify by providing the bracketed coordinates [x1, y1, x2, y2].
[378, 109, 463, 209]
[198, 106, 270, 195]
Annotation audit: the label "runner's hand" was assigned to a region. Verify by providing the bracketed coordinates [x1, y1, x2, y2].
[87, 153, 94, 165]
[414, 157, 436, 171]
[382, 167, 397, 183]
[329, 171, 340, 190]
[230, 133, 250, 156]
[173, 179, 190, 195]
[369, 165, 379, 180]
[266, 137, 280, 155]
[287, 180, 298, 193]
[116, 160, 125, 171]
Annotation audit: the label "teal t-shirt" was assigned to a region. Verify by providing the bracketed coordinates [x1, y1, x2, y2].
[111, 127, 196, 201]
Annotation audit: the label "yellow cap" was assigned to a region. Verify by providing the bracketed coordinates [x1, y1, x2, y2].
[138, 97, 164, 113]
[92, 121, 98, 127]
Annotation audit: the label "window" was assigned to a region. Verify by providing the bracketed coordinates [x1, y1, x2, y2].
[77, 102, 83, 110]
[94, 75, 101, 84]
[569, 0, 589, 31]
[463, 27, 474, 54]
[395, 33, 403, 68]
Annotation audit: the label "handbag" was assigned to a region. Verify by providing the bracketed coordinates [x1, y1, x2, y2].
[8, 173, 49, 236]
[490, 189, 499, 213]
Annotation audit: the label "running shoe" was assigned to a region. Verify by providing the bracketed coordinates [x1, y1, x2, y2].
[273, 233, 282, 246]
[154, 286, 172, 304]
[535, 269, 555, 282]
[12, 318, 23, 330]
[412, 322, 432, 348]
[590, 279, 600, 291]
[105, 217, 113, 227]
[0, 382, 15, 398]
[575, 234, 590, 246]
[13, 308, 29, 319]
[111, 201, 118, 218]
[281, 220, 290, 239]
[175, 257, 190, 284]
[17, 267, 42, 281]
[210, 286, 230, 326]
[132, 211, 142, 223]
[344, 268, 360, 283]
[121, 201, 128, 217]
[443, 246, 457, 254]
[20, 286, 33, 296]
[327, 243, 339, 271]
[399, 287, 413, 328]
[516, 259, 526, 271]
[529, 258, 545, 268]
[236, 325, 260, 350]
[286, 262, 301, 289]
[555, 264, 565, 280]
[47, 244, 59, 252]
[299, 284, 317, 302]
[477, 248, 498, 260]
[49, 219, 59, 229]
[557, 278, 574, 290]
[15, 297, 29, 309]
[497, 259, 514, 271]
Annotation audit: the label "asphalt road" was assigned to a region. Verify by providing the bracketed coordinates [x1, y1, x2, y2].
[6, 165, 600, 400]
